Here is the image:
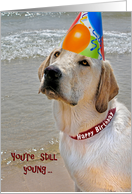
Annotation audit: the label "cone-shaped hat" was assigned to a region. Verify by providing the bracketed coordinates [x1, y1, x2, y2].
[60, 12, 105, 60]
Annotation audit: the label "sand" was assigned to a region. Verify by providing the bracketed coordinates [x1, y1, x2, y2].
[1, 155, 74, 192]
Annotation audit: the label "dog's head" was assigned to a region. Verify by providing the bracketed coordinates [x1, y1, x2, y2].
[38, 48, 119, 113]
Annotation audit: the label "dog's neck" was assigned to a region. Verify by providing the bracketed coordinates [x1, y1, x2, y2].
[53, 98, 115, 137]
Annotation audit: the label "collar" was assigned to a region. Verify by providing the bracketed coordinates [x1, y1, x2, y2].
[70, 108, 116, 140]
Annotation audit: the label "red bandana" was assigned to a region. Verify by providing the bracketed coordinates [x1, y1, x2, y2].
[70, 108, 116, 140]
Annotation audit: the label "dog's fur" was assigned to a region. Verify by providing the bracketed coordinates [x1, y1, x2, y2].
[38, 48, 131, 192]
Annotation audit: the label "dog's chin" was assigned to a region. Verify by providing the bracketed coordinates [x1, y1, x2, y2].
[39, 86, 77, 106]
[39, 86, 59, 100]
[45, 89, 59, 100]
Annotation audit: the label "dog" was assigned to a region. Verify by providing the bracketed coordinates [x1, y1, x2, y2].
[38, 48, 131, 192]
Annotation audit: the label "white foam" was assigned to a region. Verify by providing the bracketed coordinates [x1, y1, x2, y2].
[1, 29, 131, 61]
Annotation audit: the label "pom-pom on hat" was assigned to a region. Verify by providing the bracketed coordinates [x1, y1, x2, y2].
[60, 12, 105, 60]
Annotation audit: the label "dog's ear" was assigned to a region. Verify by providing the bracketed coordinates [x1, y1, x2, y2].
[38, 50, 54, 82]
[95, 61, 119, 113]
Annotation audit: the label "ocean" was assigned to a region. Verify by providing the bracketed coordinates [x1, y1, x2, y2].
[1, 12, 131, 179]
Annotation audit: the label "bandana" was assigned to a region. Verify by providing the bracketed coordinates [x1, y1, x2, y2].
[70, 108, 116, 140]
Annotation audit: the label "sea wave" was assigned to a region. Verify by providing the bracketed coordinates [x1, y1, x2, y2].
[1, 29, 131, 61]
[104, 30, 131, 55]
[1, 29, 66, 61]
[1, 11, 130, 18]
[1, 11, 78, 20]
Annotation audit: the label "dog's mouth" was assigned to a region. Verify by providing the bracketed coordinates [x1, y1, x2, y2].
[45, 87, 59, 100]
[39, 86, 59, 100]
[38, 85, 77, 106]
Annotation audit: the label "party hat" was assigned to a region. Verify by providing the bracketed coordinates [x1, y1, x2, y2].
[60, 12, 105, 60]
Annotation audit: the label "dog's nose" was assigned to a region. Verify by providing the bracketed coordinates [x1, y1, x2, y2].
[44, 66, 62, 80]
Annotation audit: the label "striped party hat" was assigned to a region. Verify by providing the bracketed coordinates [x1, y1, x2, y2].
[60, 12, 105, 60]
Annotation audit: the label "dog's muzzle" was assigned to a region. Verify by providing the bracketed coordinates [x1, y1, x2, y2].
[39, 65, 62, 99]
[39, 65, 77, 105]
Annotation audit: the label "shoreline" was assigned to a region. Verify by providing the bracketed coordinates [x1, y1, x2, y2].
[1, 154, 74, 192]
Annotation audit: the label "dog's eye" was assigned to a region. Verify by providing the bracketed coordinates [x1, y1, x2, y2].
[79, 60, 90, 66]
[54, 51, 60, 58]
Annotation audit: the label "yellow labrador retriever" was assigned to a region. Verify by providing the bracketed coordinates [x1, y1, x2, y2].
[38, 48, 131, 192]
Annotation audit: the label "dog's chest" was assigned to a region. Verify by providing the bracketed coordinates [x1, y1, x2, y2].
[59, 132, 130, 192]
[59, 133, 108, 191]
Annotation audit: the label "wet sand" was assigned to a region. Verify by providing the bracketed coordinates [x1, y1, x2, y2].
[1, 155, 74, 192]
